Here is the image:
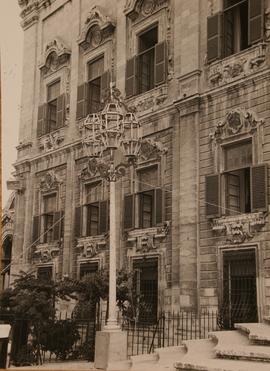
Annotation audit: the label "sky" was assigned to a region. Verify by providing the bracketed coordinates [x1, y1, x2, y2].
[0, 1, 23, 206]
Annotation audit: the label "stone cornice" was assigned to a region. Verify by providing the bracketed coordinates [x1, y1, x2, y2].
[18, 0, 53, 29]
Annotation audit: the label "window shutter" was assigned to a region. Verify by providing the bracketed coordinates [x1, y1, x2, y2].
[124, 194, 135, 229]
[37, 104, 47, 137]
[32, 215, 40, 243]
[76, 83, 88, 120]
[56, 94, 65, 128]
[154, 41, 167, 86]
[205, 174, 221, 218]
[248, 0, 264, 45]
[251, 164, 268, 212]
[101, 70, 110, 104]
[74, 206, 82, 238]
[154, 188, 163, 225]
[207, 13, 223, 62]
[126, 56, 137, 98]
[53, 211, 63, 241]
[99, 200, 109, 234]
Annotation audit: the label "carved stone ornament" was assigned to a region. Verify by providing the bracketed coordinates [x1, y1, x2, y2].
[212, 212, 265, 245]
[127, 221, 170, 252]
[140, 138, 168, 161]
[39, 131, 65, 153]
[39, 170, 62, 192]
[208, 43, 268, 87]
[39, 37, 71, 75]
[128, 85, 168, 113]
[266, 8, 270, 42]
[77, 236, 107, 259]
[78, 6, 115, 51]
[124, 0, 168, 21]
[18, 0, 52, 29]
[210, 108, 264, 143]
[32, 243, 60, 263]
[79, 158, 128, 182]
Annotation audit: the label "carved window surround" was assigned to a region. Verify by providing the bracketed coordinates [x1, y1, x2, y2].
[127, 84, 168, 116]
[39, 38, 71, 77]
[39, 170, 63, 193]
[212, 212, 266, 245]
[38, 127, 65, 153]
[32, 241, 60, 263]
[124, 0, 168, 24]
[76, 236, 107, 259]
[126, 221, 170, 252]
[207, 42, 269, 88]
[77, 6, 115, 52]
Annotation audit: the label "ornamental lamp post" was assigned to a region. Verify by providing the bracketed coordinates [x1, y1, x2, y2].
[82, 83, 142, 369]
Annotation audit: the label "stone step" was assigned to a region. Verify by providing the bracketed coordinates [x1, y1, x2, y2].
[234, 323, 270, 344]
[215, 344, 270, 362]
[209, 330, 249, 347]
[175, 358, 270, 371]
[182, 338, 215, 360]
[130, 352, 158, 370]
[155, 345, 186, 362]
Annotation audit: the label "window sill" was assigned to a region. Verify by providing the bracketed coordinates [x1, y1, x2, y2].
[76, 235, 107, 259]
[38, 127, 65, 153]
[126, 83, 168, 115]
[212, 212, 266, 244]
[32, 241, 60, 263]
[207, 42, 268, 88]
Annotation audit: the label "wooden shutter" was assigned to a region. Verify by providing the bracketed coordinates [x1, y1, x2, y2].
[207, 13, 223, 62]
[126, 56, 137, 98]
[248, 0, 264, 45]
[53, 211, 63, 241]
[154, 41, 167, 86]
[37, 104, 47, 137]
[99, 200, 109, 234]
[32, 215, 40, 243]
[56, 94, 65, 128]
[251, 164, 268, 212]
[76, 83, 88, 120]
[124, 194, 135, 229]
[74, 206, 82, 238]
[205, 174, 221, 218]
[154, 188, 163, 225]
[100, 70, 110, 103]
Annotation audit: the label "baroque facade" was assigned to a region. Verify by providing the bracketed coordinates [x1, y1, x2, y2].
[6, 0, 270, 323]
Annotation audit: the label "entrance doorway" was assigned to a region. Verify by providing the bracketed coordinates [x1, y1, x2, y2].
[133, 258, 158, 323]
[221, 249, 258, 329]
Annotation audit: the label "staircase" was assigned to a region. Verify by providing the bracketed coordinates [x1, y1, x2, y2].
[123, 321, 270, 371]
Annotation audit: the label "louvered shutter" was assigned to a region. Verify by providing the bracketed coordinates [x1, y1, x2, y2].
[205, 174, 221, 218]
[124, 194, 135, 229]
[248, 0, 264, 45]
[155, 188, 163, 225]
[53, 211, 62, 241]
[100, 70, 110, 104]
[32, 215, 40, 243]
[99, 200, 109, 234]
[207, 13, 223, 62]
[251, 164, 268, 212]
[56, 94, 65, 128]
[154, 41, 167, 86]
[37, 104, 47, 137]
[76, 83, 88, 120]
[126, 56, 137, 98]
[74, 206, 82, 238]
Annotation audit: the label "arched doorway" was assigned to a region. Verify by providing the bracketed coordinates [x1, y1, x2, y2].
[1, 235, 12, 290]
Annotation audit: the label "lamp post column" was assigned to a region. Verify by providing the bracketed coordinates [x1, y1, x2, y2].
[105, 174, 119, 330]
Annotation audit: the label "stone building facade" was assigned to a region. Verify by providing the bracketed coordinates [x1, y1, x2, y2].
[8, 0, 270, 323]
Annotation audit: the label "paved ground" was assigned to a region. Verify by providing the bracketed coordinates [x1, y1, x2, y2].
[9, 361, 97, 370]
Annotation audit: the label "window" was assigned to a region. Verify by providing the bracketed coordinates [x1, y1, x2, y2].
[126, 25, 167, 98]
[37, 266, 53, 281]
[207, 0, 264, 62]
[205, 140, 268, 218]
[1, 236, 12, 290]
[124, 165, 163, 229]
[47, 80, 60, 133]
[43, 194, 57, 243]
[88, 56, 104, 113]
[80, 262, 98, 279]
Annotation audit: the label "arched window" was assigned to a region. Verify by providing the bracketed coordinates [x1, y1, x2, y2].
[1, 235, 12, 290]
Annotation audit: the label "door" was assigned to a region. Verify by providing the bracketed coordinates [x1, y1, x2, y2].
[134, 258, 158, 324]
[221, 249, 258, 329]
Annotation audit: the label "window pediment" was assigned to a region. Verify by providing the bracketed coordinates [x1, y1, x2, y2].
[124, 0, 168, 21]
[78, 6, 115, 51]
[39, 37, 71, 75]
